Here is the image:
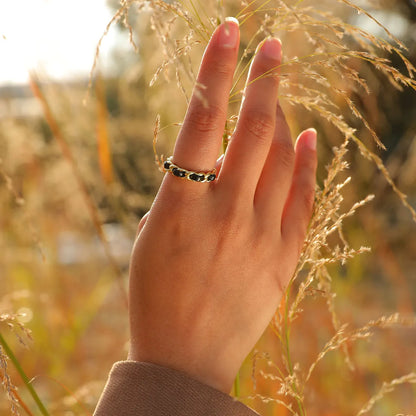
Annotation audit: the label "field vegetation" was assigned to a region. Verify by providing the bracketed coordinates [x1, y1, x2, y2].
[1, 0, 416, 414]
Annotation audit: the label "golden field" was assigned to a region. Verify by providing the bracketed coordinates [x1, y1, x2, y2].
[1, 1, 416, 414]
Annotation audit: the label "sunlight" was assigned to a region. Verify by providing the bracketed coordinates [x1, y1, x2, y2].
[0, 0, 119, 85]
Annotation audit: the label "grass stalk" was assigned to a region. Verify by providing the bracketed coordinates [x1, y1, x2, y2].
[29, 76, 128, 306]
[234, 371, 241, 397]
[0, 333, 49, 416]
[0, 372, 35, 416]
[282, 284, 306, 416]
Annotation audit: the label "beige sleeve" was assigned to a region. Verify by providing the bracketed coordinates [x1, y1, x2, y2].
[94, 361, 259, 416]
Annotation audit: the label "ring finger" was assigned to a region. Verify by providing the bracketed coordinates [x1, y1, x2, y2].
[167, 18, 240, 190]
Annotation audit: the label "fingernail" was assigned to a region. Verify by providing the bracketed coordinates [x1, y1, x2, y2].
[304, 128, 317, 150]
[259, 37, 282, 59]
[218, 17, 239, 48]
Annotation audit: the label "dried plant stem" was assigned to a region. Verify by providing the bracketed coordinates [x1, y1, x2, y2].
[29, 76, 128, 306]
[239, 0, 274, 26]
[86, 0, 132, 102]
[11, 390, 34, 416]
[33, 375, 94, 416]
[233, 371, 240, 397]
[282, 283, 305, 416]
[248, 393, 295, 413]
[0, 334, 49, 416]
[356, 372, 416, 416]
[305, 314, 416, 384]
[351, 136, 416, 223]
[0, 370, 35, 416]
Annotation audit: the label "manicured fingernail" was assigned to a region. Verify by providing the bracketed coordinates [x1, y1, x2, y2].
[218, 17, 239, 48]
[304, 128, 317, 150]
[259, 37, 282, 59]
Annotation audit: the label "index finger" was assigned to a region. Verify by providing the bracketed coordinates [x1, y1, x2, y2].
[171, 18, 240, 177]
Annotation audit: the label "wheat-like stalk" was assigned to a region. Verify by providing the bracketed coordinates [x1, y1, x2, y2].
[1, 311, 34, 415]
[356, 372, 416, 416]
[0, 345, 20, 416]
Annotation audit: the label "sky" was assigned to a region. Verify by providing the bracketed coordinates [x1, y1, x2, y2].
[0, 0, 124, 85]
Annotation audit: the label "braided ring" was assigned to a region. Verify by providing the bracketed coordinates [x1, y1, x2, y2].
[162, 157, 216, 183]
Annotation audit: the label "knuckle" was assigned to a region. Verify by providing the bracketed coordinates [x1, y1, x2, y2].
[220, 205, 243, 231]
[273, 139, 295, 169]
[212, 217, 241, 253]
[293, 230, 307, 257]
[241, 110, 275, 143]
[286, 217, 309, 256]
[254, 67, 279, 88]
[187, 102, 224, 136]
[216, 197, 248, 236]
[300, 185, 316, 215]
[301, 151, 318, 170]
[208, 55, 235, 78]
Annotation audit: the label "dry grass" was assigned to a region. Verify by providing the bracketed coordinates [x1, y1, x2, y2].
[1, 0, 416, 415]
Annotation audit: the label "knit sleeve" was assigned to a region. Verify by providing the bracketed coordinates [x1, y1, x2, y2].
[94, 361, 259, 416]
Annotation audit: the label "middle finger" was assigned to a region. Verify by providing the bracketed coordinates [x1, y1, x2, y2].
[220, 37, 282, 197]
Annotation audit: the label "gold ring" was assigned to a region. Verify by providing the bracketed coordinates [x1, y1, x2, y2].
[162, 157, 216, 183]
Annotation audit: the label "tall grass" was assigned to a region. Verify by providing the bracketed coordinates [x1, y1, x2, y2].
[1, 0, 416, 414]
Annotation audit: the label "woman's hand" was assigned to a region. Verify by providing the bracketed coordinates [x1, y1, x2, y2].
[128, 18, 317, 394]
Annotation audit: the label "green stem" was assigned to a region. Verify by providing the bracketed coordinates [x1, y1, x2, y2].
[233, 370, 240, 397]
[0, 333, 50, 416]
[282, 286, 306, 416]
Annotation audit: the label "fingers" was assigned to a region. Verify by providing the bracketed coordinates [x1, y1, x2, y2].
[254, 103, 295, 222]
[170, 18, 240, 178]
[220, 37, 282, 195]
[281, 129, 317, 252]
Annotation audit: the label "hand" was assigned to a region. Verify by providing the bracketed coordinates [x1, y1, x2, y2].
[128, 18, 317, 394]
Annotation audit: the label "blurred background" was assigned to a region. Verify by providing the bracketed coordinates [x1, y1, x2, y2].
[0, 0, 415, 415]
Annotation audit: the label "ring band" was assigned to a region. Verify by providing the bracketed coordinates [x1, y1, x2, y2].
[162, 157, 216, 183]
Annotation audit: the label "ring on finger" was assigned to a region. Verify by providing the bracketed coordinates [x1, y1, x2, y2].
[162, 156, 216, 183]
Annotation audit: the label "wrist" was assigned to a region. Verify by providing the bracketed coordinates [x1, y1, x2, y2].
[128, 345, 236, 394]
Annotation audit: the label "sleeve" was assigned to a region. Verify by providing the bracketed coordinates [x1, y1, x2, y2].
[93, 361, 260, 416]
